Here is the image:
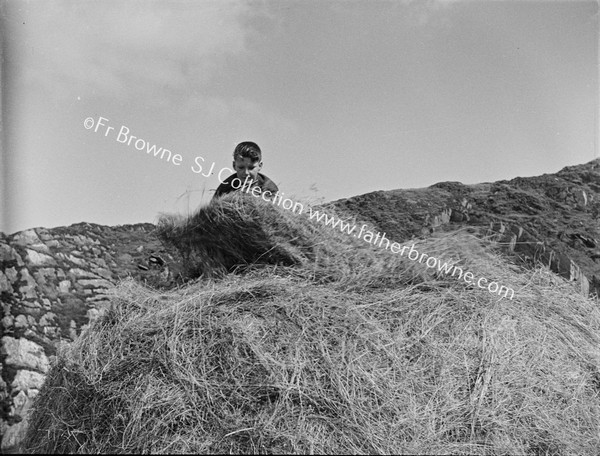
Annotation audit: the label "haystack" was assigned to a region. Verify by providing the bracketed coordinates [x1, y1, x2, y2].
[155, 192, 420, 285]
[22, 194, 600, 454]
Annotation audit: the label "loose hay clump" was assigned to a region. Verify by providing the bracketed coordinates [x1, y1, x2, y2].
[22, 226, 600, 454]
[155, 192, 415, 286]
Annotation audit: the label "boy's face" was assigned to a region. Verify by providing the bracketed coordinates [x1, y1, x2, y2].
[233, 157, 262, 182]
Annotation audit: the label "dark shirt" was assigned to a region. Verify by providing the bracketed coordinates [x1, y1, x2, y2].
[212, 173, 279, 200]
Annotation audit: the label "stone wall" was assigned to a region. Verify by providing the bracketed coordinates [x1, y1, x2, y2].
[423, 206, 593, 298]
[0, 223, 182, 451]
[483, 221, 591, 297]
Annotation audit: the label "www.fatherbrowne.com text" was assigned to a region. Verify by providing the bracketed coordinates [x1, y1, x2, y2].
[228, 178, 515, 300]
[306, 209, 515, 300]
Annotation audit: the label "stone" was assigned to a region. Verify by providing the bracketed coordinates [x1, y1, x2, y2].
[43, 326, 61, 338]
[1, 420, 28, 451]
[14, 315, 28, 329]
[57, 252, 86, 266]
[11, 370, 45, 391]
[117, 253, 133, 263]
[23, 330, 52, 348]
[95, 258, 109, 268]
[69, 254, 87, 266]
[95, 268, 114, 280]
[69, 235, 88, 246]
[160, 267, 170, 282]
[1, 315, 14, 329]
[12, 390, 29, 414]
[69, 268, 98, 278]
[19, 283, 38, 300]
[86, 308, 100, 322]
[32, 270, 48, 287]
[78, 278, 113, 289]
[0, 271, 11, 293]
[58, 280, 71, 293]
[149, 255, 165, 266]
[2, 336, 50, 373]
[22, 300, 42, 310]
[0, 243, 19, 262]
[35, 267, 58, 280]
[37, 283, 58, 300]
[25, 249, 56, 266]
[5, 267, 18, 283]
[11, 229, 41, 246]
[574, 189, 588, 207]
[19, 268, 36, 286]
[37, 229, 52, 241]
[39, 312, 57, 327]
[29, 242, 50, 253]
[69, 320, 78, 341]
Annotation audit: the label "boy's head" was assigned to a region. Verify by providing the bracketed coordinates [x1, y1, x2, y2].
[232, 141, 262, 182]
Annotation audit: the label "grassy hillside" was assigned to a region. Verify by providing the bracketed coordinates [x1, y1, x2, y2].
[22, 194, 600, 454]
[332, 159, 600, 297]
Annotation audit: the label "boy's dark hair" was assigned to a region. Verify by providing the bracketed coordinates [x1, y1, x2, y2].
[233, 141, 262, 162]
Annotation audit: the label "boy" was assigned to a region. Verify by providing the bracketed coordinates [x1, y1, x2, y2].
[212, 141, 279, 200]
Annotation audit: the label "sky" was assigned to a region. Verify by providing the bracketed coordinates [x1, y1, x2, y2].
[0, 0, 598, 235]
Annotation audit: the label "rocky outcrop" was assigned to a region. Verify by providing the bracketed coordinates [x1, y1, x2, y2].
[0, 337, 48, 449]
[0, 223, 184, 451]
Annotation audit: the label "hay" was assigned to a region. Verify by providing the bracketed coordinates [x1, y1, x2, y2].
[22, 196, 600, 454]
[155, 193, 414, 285]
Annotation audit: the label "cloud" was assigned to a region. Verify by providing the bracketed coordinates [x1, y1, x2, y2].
[5, 0, 258, 100]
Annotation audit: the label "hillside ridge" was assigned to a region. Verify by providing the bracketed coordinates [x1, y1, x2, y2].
[332, 159, 600, 296]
